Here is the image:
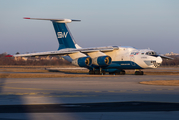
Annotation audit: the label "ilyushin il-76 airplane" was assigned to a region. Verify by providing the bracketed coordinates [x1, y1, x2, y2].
[11, 17, 173, 75]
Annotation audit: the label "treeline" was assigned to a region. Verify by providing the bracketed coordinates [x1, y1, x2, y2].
[161, 55, 179, 66]
[0, 53, 178, 66]
[0, 54, 71, 66]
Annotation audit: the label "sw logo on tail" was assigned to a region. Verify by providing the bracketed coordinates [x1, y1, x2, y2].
[57, 32, 68, 38]
[12, 17, 173, 75]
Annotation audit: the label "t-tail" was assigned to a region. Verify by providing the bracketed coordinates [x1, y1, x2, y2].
[24, 17, 81, 50]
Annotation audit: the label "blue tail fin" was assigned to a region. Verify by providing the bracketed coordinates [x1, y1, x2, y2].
[52, 22, 77, 50]
[23, 17, 81, 50]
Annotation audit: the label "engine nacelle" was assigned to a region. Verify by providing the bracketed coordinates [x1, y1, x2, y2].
[72, 57, 92, 67]
[92, 56, 112, 66]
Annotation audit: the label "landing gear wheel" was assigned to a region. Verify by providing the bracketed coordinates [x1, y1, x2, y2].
[115, 71, 125, 75]
[89, 69, 106, 75]
[109, 72, 115, 75]
[109, 70, 126, 75]
[120, 70, 125, 75]
[94, 70, 100, 75]
[115, 72, 120, 75]
[89, 70, 94, 75]
[135, 71, 144, 75]
[101, 70, 106, 75]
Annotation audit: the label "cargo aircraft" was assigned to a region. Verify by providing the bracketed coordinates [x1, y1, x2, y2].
[12, 17, 172, 75]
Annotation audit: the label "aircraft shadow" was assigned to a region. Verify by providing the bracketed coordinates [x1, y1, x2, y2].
[47, 69, 88, 74]
[0, 77, 29, 120]
[1, 101, 179, 113]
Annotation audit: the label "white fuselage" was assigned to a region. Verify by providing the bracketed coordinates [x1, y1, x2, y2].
[61, 46, 162, 70]
[103, 46, 162, 69]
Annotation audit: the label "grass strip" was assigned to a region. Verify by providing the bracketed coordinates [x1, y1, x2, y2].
[139, 80, 179, 86]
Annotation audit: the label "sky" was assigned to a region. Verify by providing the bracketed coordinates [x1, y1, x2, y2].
[0, 0, 179, 54]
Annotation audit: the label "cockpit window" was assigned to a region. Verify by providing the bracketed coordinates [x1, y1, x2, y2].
[146, 51, 158, 57]
[146, 51, 157, 55]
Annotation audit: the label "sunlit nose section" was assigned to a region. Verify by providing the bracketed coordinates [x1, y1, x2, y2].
[151, 56, 162, 68]
[152, 56, 162, 67]
[144, 56, 162, 68]
[156, 56, 162, 66]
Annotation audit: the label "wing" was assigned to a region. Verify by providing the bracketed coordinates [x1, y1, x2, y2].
[160, 55, 174, 60]
[13, 46, 119, 57]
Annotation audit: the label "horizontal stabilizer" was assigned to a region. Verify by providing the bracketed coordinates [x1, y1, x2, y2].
[24, 17, 81, 23]
[24, 17, 81, 49]
[5, 55, 13, 57]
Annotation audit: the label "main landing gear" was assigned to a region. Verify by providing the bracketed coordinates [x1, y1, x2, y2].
[89, 68, 106, 75]
[89, 68, 144, 75]
[109, 70, 125, 75]
[89, 70, 106, 75]
[89, 68, 126, 75]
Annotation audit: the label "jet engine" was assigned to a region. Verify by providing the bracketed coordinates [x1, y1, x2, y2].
[72, 57, 92, 67]
[92, 56, 112, 66]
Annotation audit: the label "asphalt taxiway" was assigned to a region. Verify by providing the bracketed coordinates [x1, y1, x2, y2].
[0, 75, 179, 120]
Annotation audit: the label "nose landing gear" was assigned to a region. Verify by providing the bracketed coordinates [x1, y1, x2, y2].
[135, 69, 144, 75]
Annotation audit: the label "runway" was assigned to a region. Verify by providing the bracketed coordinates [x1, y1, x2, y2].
[0, 75, 179, 120]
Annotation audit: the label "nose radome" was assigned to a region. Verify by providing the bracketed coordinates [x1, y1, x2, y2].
[156, 56, 162, 64]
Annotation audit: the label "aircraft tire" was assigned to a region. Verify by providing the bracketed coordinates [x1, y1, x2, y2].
[109, 72, 115, 75]
[115, 72, 120, 75]
[101, 70, 106, 75]
[120, 70, 125, 75]
[109, 72, 119, 75]
[109, 70, 125, 75]
[94, 70, 100, 75]
[135, 71, 144, 75]
[89, 70, 95, 75]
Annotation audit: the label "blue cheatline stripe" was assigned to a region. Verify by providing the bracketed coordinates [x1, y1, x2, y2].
[111, 61, 143, 69]
[87, 61, 143, 71]
[52, 22, 76, 50]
